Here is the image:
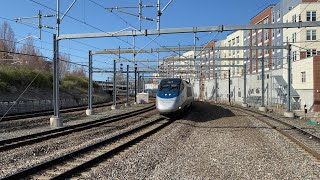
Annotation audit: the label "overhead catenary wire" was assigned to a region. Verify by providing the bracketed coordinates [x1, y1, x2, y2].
[28, 0, 159, 70]
[0, 15, 116, 62]
[88, 0, 192, 66]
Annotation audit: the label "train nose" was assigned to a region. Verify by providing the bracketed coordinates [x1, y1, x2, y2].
[156, 97, 178, 111]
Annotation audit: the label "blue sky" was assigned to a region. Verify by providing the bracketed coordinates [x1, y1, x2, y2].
[0, 0, 279, 81]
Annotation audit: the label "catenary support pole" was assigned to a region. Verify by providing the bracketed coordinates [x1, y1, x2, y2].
[125, 65, 129, 107]
[50, 0, 62, 128]
[112, 59, 117, 109]
[259, 56, 267, 112]
[157, 0, 160, 31]
[139, 0, 142, 30]
[228, 69, 231, 104]
[261, 56, 265, 107]
[134, 64, 137, 104]
[243, 61, 247, 107]
[215, 70, 218, 102]
[284, 43, 294, 117]
[52, 34, 60, 119]
[194, 33, 197, 81]
[133, 36, 137, 104]
[138, 72, 140, 93]
[142, 73, 145, 92]
[86, 50, 93, 115]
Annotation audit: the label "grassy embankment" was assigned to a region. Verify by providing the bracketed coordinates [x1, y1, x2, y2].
[0, 66, 99, 92]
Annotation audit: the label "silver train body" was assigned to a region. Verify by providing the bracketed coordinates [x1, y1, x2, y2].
[156, 78, 194, 115]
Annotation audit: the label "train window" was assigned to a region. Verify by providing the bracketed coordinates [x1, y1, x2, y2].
[187, 87, 192, 97]
[159, 79, 181, 92]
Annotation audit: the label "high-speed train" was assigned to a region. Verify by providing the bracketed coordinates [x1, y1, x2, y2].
[156, 78, 194, 115]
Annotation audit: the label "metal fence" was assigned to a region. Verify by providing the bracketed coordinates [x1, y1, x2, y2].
[0, 97, 109, 116]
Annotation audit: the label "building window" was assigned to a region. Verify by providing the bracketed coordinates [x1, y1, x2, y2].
[301, 72, 306, 83]
[307, 49, 317, 57]
[265, 31, 269, 41]
[272, 14, 275, 23]
[236, 36, 239, 44]
[277, 28, 281, 35]
[232, 38, 235, 45]
[292, 32, 296, 43]
[292, 51, 297, 61]
[272, 29, 275, 38]
[307, 11, 316, 22]
[306, 30, 316, 40]
[278, 10, 281, 19]
[292, 14, 297, 22]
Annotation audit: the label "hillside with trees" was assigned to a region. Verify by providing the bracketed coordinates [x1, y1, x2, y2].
[0, 21, 109, 104]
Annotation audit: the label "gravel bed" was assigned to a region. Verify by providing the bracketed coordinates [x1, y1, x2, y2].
[0, 103, 153, 140]
[224, 103, 320, 138]
[0, 103, 157, 178]
[84, 101, 320, 179]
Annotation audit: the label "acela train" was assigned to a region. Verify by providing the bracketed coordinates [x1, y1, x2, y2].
[156, 78, 194, 115]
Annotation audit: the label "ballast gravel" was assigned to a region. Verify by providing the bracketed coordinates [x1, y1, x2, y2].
[0, 103, 154, 178]
[87, 101, 320, 179]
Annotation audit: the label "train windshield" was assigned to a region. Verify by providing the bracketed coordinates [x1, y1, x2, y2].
[159, 79, 181, 92]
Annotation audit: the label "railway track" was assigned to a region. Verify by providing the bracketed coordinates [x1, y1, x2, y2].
[2, 117, 172, 179]
[221, 103, 320, 161]
[0, 99, 131, 122]
[0, 105, 155, 152]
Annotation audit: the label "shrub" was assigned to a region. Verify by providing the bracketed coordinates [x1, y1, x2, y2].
[0, 82, 8, 91]
[0, 66, 52, 90]
[61, 74, 88, 90]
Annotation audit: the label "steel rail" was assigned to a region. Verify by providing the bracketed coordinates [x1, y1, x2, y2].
[2, 117, 172, 179]
[0, 99, 129, 122]
[0, 105, 155, 151]
[221, 104, 320, 160]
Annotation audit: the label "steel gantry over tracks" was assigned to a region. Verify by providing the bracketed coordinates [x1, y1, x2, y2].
[52, 20, 320, 127]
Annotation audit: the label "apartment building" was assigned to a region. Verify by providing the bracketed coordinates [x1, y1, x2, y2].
[223, 30, 244, 77]
[247, 5, 274, 73]
[283, 2, 320, 63]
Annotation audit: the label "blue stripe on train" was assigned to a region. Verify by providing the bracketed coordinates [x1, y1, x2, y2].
[156, 91, 180, 99]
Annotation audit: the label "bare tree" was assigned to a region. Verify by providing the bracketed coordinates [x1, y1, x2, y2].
[59, 54, 71, 79]
[18, 35, 48, 70]
[71, 65, 86, 77]
[0, 21, 16, 59]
